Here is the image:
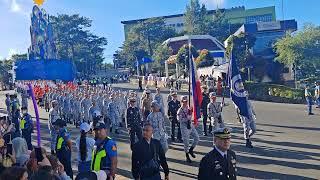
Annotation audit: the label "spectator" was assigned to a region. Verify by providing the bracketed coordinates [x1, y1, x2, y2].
[47, 155, 72, 180]
[75, 123, 95, 173]
[12, 137, 30, 167]
[0, 166, 28, 180]
[132, 123, 169, 180]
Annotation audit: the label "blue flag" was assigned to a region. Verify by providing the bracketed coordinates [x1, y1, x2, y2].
[228, 53, 249, 118]
[143, 57, 153, 63]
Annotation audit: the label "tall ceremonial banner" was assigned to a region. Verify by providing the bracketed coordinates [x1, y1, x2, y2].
[228, 52, 249, 118]
[189, 39, 202, 125]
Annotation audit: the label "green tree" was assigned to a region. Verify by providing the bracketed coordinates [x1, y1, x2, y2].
[152, 44, 173, 73]
[176, 44, 199, 73]
[196, 49, 215, 68]
[118, 18, 177, 70]
[11, 53, 28, 61]
[184, 0, 208, 35]
[226, 33, 256, 70]
[275, 24, 320, 79]
[50, 14, 108, 77]
[207, 9, 234, 42]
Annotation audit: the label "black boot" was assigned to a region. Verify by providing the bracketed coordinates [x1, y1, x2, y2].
[186, 153, 192, 163]
[246, 139, 253, 148]
[189, 146, 196, 158]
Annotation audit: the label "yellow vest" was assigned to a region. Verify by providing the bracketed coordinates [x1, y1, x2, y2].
[20, 119, 26, 129]
[56, 137, 64, 150]
[91, 137, 111, 171]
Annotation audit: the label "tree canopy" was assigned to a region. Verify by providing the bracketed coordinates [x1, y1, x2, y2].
[274, 24, 320, 78]
[50, 14, 108, 76]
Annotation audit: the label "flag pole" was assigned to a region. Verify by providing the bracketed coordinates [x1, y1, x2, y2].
[188, 36, 191, 106]
[221, 48, 232, 111]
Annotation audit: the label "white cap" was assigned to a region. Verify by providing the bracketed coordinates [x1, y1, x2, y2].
[80, 122, 91, 133]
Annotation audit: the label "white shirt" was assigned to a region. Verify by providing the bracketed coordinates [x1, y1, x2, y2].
[75, 136, 96, 162]
[215, 145, 227, 158]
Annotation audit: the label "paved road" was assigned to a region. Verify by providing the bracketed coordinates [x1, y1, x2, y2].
[1, 86, 319, 180]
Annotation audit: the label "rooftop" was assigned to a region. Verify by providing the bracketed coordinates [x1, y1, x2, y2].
[121, 6, 274, 24]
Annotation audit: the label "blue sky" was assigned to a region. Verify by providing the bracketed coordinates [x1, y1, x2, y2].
[0, 0, 319, 63]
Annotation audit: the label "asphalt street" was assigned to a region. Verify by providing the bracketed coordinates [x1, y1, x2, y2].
[0, 85, 319, 180]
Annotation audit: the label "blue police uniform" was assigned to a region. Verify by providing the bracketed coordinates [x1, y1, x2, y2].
[56, 127, 73, 178]
[91, 137, 117, 176]
[20, 113, 33, 150]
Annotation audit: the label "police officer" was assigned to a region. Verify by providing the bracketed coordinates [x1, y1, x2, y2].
[167, 88, 174, 103]
[54, 119, 73, 178]
[126, 97, 143, 149]
[201, 86, 210, 136]
[167, 92, 182, 142]
[207, 92, 225, 133]
[49, 100, 60, 154]
[198, 127, 237, 180]
[20, 107, 34, 150]
[92, 122, 118, 179]
[177, 96, 199, 163]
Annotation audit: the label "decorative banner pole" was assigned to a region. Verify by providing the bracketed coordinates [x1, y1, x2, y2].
[28, 84, 41, 147]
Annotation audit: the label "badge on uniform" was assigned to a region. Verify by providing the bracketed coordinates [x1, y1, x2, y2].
[112, 145, 117, 151]
[215, 164, 222, 170]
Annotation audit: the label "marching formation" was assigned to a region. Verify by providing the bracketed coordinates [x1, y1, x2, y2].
[0, 80, 260, 180]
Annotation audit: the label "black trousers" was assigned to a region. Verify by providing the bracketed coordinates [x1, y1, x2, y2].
[129, 126, 143, 149]
[170, 117, 181, 140]
[202, 114, 208, 133]
[57, 149, 73, 179]
[22, 130, 33, 150]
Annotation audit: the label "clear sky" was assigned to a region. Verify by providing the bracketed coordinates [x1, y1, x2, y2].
[0, 0, 319, 63]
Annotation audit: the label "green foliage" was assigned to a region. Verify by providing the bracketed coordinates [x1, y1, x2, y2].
[152, 45, 173, 72]
[274, 24, 320, 78]
[196, 49, 215, 68]
[184, 0, 208, 35]
[244, 82, 304, 104]
[176, 44, 199, 70]
[50, 14, 108, 76]
[226, 33, 256, 70]
[11, 54, 28, 61]
[0, 60, 12, 84]
[184, 1, 233, 42]
[120, 18, 177, 63]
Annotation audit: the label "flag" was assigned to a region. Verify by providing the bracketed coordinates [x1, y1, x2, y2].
[190, 54, 202, 125]
[228, 53, 249, 118]
[143, 57, 153, 63]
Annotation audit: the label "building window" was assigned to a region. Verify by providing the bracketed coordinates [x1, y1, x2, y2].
[246, 14, 273, 24]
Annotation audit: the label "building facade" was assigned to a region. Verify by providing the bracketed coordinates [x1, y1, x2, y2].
[121, 6, 276, 39]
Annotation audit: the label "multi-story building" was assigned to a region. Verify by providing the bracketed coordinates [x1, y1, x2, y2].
[121, 6, 276, 39]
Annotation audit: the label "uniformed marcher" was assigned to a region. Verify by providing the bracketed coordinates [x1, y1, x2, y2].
[198, 127, 237, 180]
[153, 87, 165, 114]
[20, 107, 34, 150]
[54, 118, 73, 178]
[108, 95, 120, 134]
[147, 101, 168, 153]
[126, 97, 143, 150]
[177, 96, 199, 163]
[200, 86, 210, 136]
[207, 92, 225, 133]
[141, 90, 152, 121]
[92, 122, 118, 179]
[21, 90, 29, 109]
[49, 100, 60, 154]
[81, 94, 92, 122]
[241, 91, 256, 148]
[166, 88, 174, 103]
[167, 92, 182, 142]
